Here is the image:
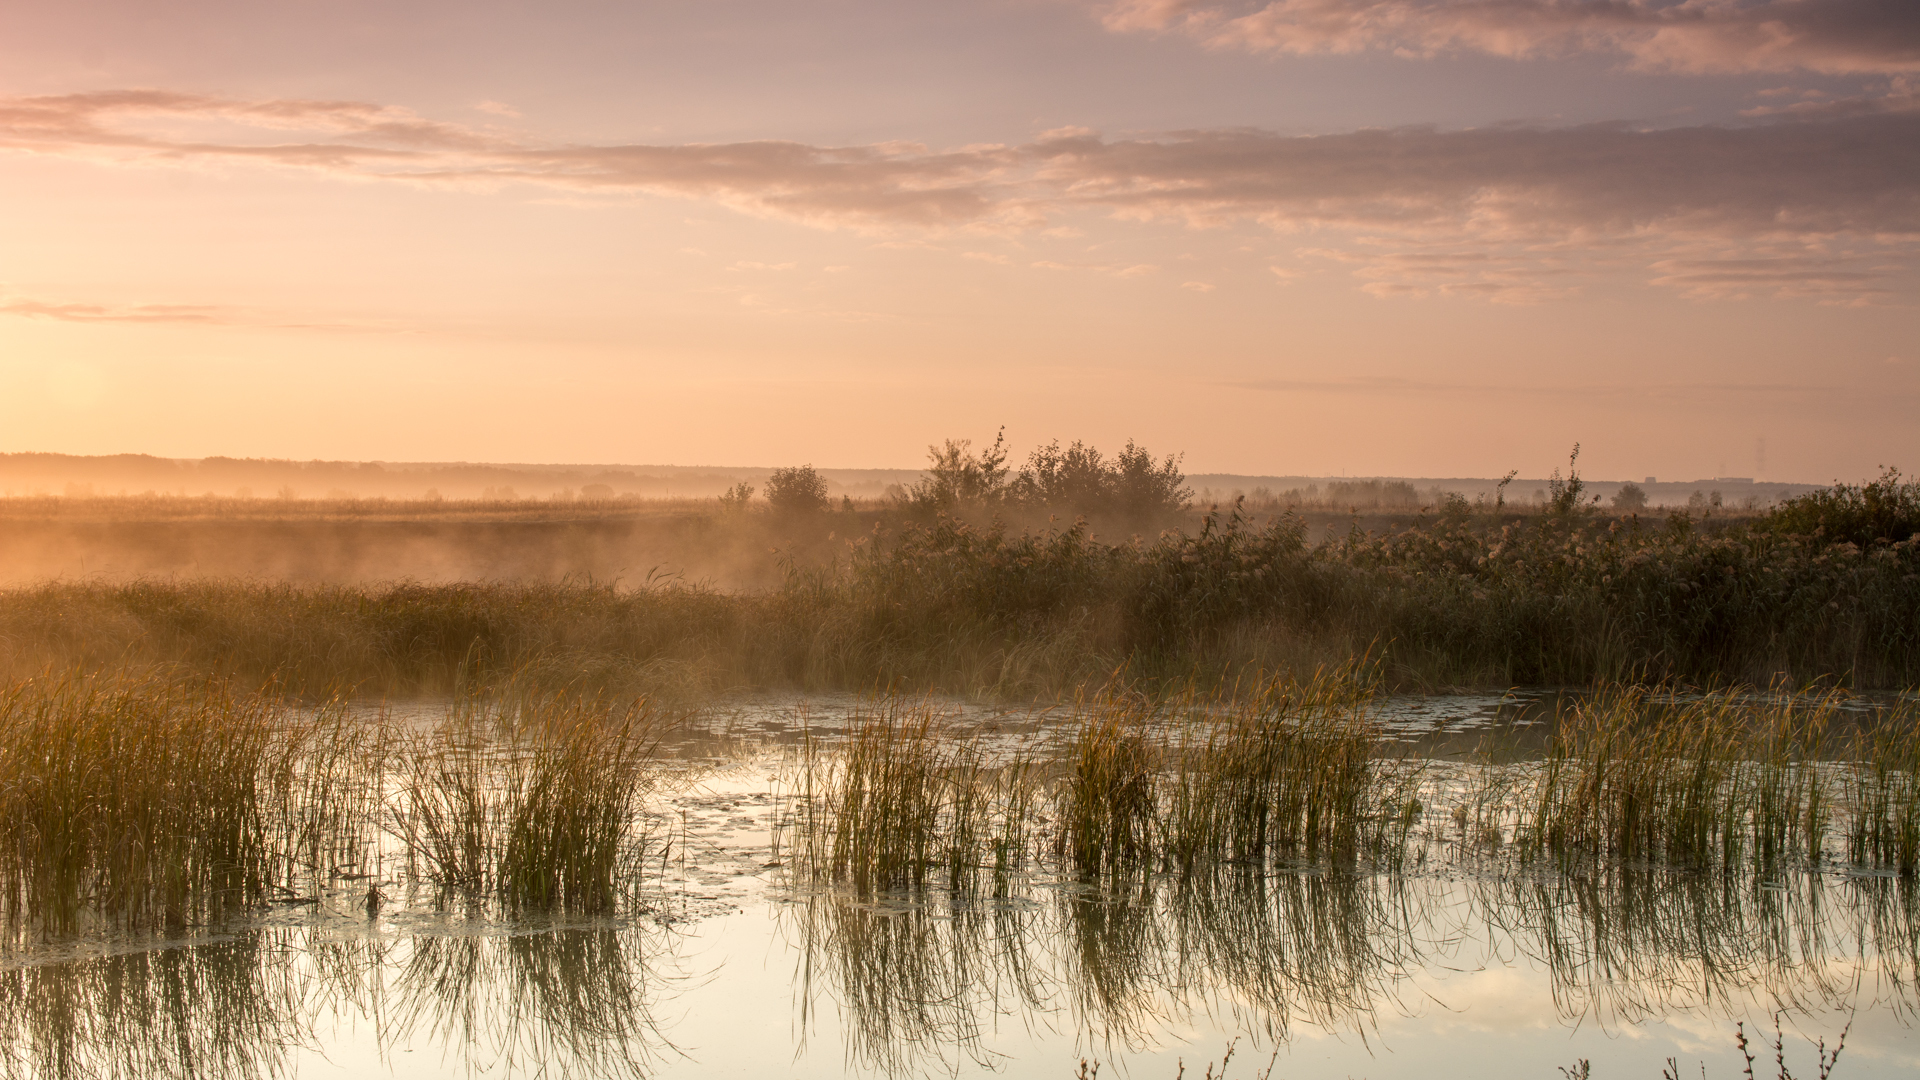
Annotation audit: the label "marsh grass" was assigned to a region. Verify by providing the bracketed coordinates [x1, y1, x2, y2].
[779, 699, 1039, 895]
[1523, 687, 1841, 872]
[392, 689, 666, 914]
[1846, 701, 1920, 876]
[5, 481, 1916, 703]
[0, 671, 348, 934]
[1057, 693, 1159, 879]
[1159, 667, 1417, 874]
[1057, 668, 1418, 881]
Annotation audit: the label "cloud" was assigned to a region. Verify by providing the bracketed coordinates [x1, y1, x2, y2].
[1647, 252, 1899, 301]
[0, 90, 1013, 231]
[0, 296, 225, 324]
[1096, 0, 1920, 75]
[0, 291, 391, 331]
[2, 89, 1914, 304]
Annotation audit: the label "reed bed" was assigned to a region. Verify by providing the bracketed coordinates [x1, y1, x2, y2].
[1054, 669, 1418, 881]
[1157, 668, 1417, 874]
[778, 678, 1920, 902]
[1846, 712, 1920, 876]
[3, 474, 1916, 700]
[0, 668, 675, 937]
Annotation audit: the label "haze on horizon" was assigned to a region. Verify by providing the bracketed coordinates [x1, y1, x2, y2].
[0, 0, 1914, 485]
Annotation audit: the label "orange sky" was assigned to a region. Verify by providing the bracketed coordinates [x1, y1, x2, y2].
[1, 1, 1914, 482]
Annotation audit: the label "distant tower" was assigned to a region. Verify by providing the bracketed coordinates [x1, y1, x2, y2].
[1756, 436, 1766, 481]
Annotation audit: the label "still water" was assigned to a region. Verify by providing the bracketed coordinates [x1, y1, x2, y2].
[4, 694, 1914, 1079]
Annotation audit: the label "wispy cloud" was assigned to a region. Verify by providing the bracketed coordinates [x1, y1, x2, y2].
[0, 291, 389, 331]
[0, 296, 225, 325]
[3, 89, 1914, 304]
[1096, 0, 1920, 75]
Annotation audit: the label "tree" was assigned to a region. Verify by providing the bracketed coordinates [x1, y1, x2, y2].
[765, 466, 830, 516]
[909, 428, 1010, 510]
[1610, 481, 1648, 512]
[718, 481, 755, 512]
[1110, 440, 1191, 520]
[1011, 440, 1114, 510]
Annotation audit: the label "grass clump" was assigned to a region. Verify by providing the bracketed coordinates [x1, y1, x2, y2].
[1846, 699, 1920, 876]
[1057, 693, 1159, 879]
[0, 671, 342, 934]
[780, 699, 1037, 895]
[1523, 687, 1839, 871]
[1054, 667, 1415, 881]
[393, 690, 665, 914]
[1160, 667, 1413, 873]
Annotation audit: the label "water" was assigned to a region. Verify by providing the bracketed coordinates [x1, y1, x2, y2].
[4, 693, 1916, 1079]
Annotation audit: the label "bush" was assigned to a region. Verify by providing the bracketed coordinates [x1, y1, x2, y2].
[1761, 467, 1920, 545]
[1611, 482, 1648, 512]
[765, 466, 831, 516]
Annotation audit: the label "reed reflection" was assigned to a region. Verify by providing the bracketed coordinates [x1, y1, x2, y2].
[788, 890, 1055, 1074]
[787, 867, 1919, 1075]
[0, 929, 308, 1080]
[0, 918, 673, 1080]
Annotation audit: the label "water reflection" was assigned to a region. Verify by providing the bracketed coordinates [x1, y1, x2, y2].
[0, 918, 672, 1080]
[786, 868, 1919, 1076]
[0, 931, 309, 1080]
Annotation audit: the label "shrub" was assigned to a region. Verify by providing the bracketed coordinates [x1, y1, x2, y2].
[765, 466, 831, 516]
[1761, 466, 1920, 545]
[1611, 482, 1648, 512]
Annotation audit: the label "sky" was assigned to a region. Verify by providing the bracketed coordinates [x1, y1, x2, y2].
[0, 0, 1914, 482]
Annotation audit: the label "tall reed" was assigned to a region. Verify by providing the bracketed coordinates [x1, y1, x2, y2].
[1522, 686, 1837, 871]
[779, 699, 1037, 894]
[1056, 692, 1158, 879]
[392, 690, 665, 913]
[1160, 667, 1412, 873]
[1846, 699, 1920, 876]
[0, 671, 321, 933]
